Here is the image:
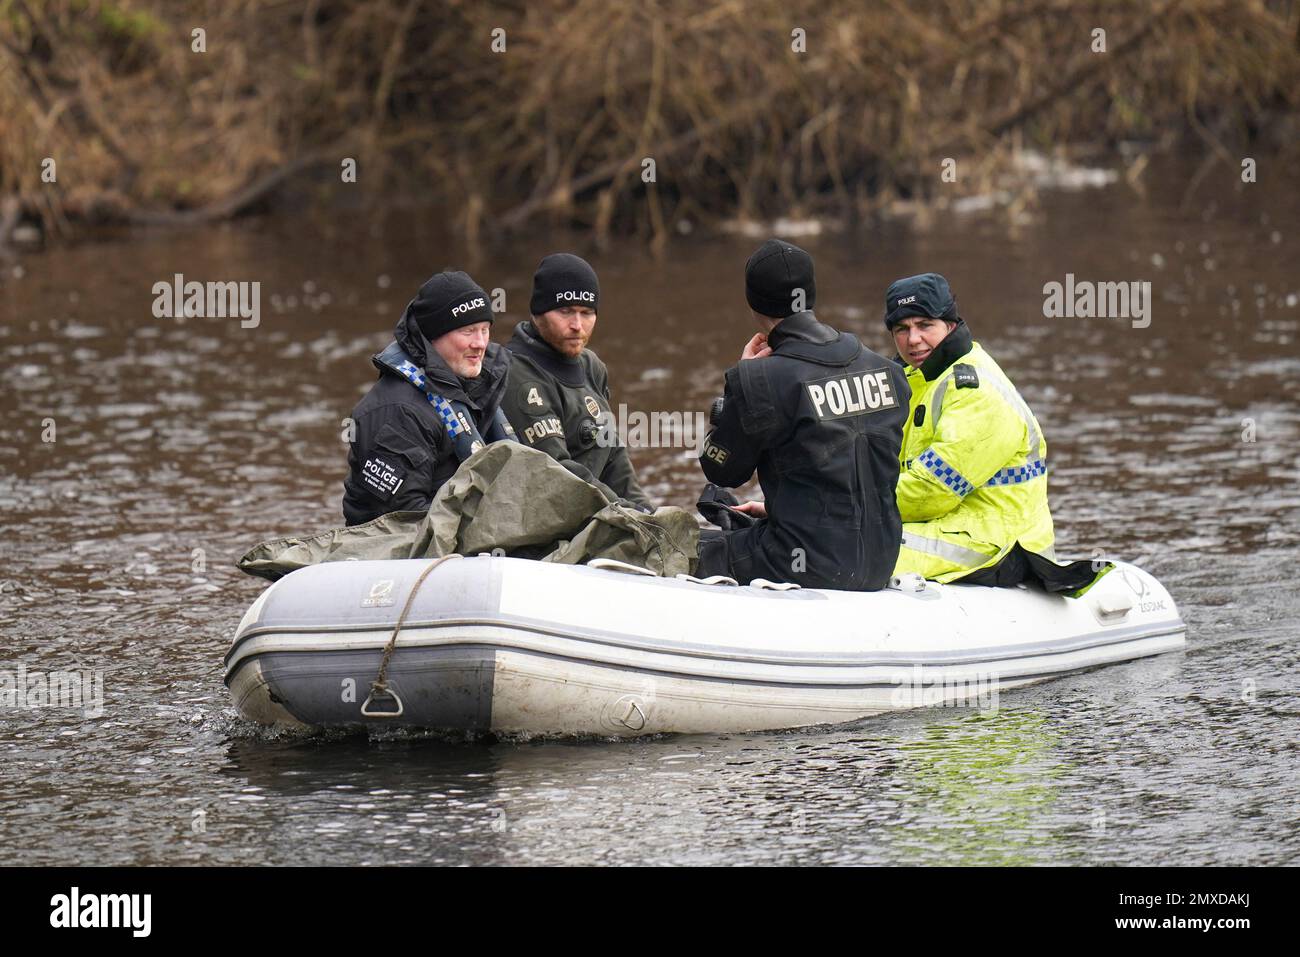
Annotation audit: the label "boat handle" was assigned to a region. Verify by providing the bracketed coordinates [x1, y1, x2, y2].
[362, 555, 461, 719]
[360, 687, 405, 718]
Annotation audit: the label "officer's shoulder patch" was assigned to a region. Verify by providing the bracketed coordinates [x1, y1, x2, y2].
[702, 438, 730, 466]
[953, 364, 979, 389]
[520, 416, 564, 446]
[359, 454, 408, 500]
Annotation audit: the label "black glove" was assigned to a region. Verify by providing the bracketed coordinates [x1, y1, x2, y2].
[696, 483, 757, 530]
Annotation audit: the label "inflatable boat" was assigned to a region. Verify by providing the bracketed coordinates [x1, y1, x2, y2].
[224, 554, 1185, 736]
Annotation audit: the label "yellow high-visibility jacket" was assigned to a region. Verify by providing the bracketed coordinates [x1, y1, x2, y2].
[893, 327, 1054, 582]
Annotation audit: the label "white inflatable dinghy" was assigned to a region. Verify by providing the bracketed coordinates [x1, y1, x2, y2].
[224, 554, 1185, 736]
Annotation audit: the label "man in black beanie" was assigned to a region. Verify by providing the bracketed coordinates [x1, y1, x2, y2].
[341, 270, 515, 526]
[499, 253, 651, 510]
[696, 239, 909, 590]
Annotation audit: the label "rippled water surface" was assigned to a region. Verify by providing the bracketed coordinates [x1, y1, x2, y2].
[1, 155, 1297, 865]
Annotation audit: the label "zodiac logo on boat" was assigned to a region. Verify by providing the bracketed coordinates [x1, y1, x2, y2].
[1119, 569, 1150, 598]
[361, 580, 395, 608]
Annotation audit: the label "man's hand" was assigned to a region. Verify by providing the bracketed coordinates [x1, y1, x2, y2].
[741, 333, 772, 361]
[730, 500, 767, 519]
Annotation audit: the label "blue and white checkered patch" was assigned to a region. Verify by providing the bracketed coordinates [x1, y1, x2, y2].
[985, 459, 1047, 486]
[430, 395, 467, 438]
[917, 448, 974, 497]
[395, 360, 426, 389]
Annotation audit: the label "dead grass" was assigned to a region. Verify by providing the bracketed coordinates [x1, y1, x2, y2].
[1, 0, 1296, 245]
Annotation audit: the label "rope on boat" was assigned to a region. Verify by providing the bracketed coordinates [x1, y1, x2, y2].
[361, 553, 463, 718]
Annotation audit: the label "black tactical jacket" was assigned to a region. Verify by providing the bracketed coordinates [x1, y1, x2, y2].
[698, 311, 909, 590]
[500, 320, 651, 509]
[341, 308, 510, 526]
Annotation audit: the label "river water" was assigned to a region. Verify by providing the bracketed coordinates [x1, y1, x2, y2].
[1, 154, 1297, 866]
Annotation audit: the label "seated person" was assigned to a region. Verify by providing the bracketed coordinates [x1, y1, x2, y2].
[500, 253, 651, 510]
[342, 270, 514, 526]
[697, 239, 909, 591]
[886, 272, 1057, 583]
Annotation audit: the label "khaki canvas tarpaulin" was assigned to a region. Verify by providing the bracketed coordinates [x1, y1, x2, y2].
[237, 443, 699, 581]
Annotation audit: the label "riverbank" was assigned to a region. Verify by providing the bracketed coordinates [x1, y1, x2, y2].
[3, 0, 1297, 250]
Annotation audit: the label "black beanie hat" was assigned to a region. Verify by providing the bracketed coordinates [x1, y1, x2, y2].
[884, 272, 959, 329]
[408, 270, 493, 341]
[530, 253, 599, 316]
[745, 239, 816, 318]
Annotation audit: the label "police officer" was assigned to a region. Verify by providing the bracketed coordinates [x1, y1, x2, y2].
[697, 239, 909, 590]
[342, 270, 514, 526]
[886, 272, 1057, 581]
[500, 253, 652, 510]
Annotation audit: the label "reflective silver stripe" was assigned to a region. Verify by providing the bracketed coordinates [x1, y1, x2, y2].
[931, 366, 1043, 461]
[986, 375, 1042, 461]
[899, 531, 991, 568]
[929, 377, 951, 425]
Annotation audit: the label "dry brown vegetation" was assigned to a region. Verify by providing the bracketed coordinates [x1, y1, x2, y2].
[1, 0, 1297, 247]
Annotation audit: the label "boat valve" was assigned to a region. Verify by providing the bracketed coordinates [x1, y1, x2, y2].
[888, 573, 927, 593]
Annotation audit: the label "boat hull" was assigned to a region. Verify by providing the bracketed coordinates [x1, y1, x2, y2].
[224, 556, 1186, 736]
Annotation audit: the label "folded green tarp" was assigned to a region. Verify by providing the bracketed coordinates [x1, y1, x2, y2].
[237, 443, 699, 582]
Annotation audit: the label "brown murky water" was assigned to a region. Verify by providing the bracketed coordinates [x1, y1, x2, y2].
[1, 154, 1297, 865]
